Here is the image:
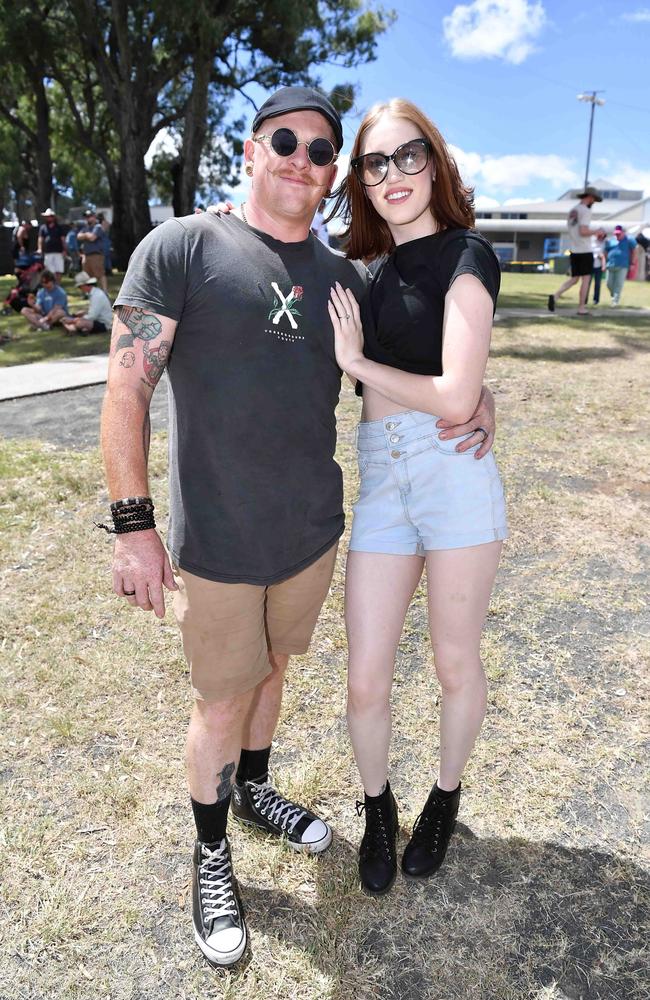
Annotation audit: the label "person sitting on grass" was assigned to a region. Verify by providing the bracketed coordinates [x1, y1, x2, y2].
[20, 270, 70, 330]
[62, 270, 113, 335]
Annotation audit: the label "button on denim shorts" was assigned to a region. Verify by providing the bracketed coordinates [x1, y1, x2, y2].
[349, 410, 508, 555]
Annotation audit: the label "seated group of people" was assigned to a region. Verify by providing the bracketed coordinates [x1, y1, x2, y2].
[19, 268, 113, 335]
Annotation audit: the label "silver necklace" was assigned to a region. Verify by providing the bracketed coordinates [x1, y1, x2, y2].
[240, 202, 248, 225]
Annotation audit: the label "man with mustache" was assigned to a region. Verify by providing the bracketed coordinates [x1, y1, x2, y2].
[101, 87, 496, 966]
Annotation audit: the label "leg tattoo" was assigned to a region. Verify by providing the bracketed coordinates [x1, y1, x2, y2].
[216, 761, 236, 802]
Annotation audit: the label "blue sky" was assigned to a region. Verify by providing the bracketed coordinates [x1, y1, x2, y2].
[232, 0, 650, 207]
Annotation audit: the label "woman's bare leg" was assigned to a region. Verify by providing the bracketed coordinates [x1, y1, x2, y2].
[425, 542, 502, 790]
[345, 551, 424, 795]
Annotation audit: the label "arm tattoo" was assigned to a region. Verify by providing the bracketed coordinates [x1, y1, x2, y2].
[216, 761, 235, 802]
[140, 340, 170, 389]
[116, 305, 162, 343]
[120, 350, 135, 368]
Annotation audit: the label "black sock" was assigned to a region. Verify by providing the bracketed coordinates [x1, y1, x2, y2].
[434, 781, 461, 800]
[364, 781, 391, 806]
[191, 795, 230, 844]
[236, 746, 271, 784]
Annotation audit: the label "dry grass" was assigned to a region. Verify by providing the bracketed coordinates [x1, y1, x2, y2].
[1, 307, 649, 1000]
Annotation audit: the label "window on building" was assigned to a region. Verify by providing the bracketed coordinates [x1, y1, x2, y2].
[500, 212, 528, 219]
[519, 240, 530, 250]
[476, 212, 492, 219]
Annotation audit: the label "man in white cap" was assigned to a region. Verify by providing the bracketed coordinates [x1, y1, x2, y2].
[100, 86, 497, 967]
[38, 209, 67, 282]
[548, 185, 605, 316]
[61, 270, 113, 334]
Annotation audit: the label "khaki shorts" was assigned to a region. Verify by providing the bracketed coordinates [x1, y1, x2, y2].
[82, 253, 105, 279]
[172, 542, 338, 702]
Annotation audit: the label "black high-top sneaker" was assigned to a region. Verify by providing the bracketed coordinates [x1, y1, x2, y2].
[192, 837, 247, 967]
[231, 777, 332, 853]
[356, 786, 399, 895]
[401, 783, 461, 879]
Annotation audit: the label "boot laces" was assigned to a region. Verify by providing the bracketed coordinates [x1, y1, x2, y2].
[199, 840, 238, 921]
[356, 799, 395, 861]
[411, 794, 448, 847]
[250, 780, 305, 834]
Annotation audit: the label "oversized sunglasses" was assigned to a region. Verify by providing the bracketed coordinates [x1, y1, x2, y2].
[351, 138, 431, 187]
[253, 127, 338, 167]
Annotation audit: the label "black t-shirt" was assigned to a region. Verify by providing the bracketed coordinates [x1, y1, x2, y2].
[115, 212, 368, 585]
[39, 222, 65, 253]
[356, 228, 500, 394]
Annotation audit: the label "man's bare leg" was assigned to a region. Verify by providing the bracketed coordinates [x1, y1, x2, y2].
[577, 275, 591, 313]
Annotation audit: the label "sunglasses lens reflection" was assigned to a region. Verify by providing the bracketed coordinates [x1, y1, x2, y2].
[395, 141, 429, 174]
[354, 140, 430, 186]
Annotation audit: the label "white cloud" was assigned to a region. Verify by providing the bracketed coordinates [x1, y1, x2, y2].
[622, 8, 650, 21]
[443, 0, 547, 64]
[474, 195, 501, 209]
[449, 144, 579, 193]
[605, 164, 650, 196]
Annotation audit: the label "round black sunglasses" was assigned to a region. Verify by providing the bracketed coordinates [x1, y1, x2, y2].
[253, 127, 338, 168]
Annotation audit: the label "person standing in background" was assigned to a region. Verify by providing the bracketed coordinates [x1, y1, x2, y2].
[65, 222, 81, 275]
[590, 232, 606, 305]
[38, 209, 67, 283]
[97, 212, 113, 275]
[606, 225, 638, 306]
[78, 209, 109, 293]
[548, 186, 604, 316]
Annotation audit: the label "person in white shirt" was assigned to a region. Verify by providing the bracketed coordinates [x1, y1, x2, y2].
[62, 270, 113, 335]
[548, 186, 605, 316]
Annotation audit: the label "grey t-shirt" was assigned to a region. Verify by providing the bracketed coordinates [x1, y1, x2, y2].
[115, 212, 368, 585]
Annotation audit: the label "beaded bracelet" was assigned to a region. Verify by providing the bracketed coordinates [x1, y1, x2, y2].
[95, 497, 156, 534]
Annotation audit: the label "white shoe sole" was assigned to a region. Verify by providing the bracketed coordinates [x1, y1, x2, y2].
[194, 926, 247, 967]
[234, 815, 333, 853]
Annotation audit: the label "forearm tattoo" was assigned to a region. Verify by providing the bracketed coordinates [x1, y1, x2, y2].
[216, 761, 235, 802]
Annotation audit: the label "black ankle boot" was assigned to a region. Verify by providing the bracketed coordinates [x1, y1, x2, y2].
[401, 783, 461, 879]
[356, 785, 399, 895]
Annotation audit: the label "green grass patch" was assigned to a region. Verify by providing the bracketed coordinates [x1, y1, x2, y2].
[0, 272, 123, 366]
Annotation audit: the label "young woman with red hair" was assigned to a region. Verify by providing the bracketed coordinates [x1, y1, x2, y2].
[328, 99, 507, 895]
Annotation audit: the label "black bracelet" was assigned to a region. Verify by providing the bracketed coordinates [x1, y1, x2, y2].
[96, 497, 156, 534]
[113, 517, 156, 534]
[110, 496, 153, 511]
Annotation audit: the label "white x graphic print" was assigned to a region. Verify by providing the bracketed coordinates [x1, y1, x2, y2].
[271, 282, 298, 329]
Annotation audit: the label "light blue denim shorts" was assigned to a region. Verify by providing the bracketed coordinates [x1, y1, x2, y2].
[349, 410, 508, 554]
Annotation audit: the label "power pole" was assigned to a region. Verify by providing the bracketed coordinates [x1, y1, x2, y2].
[577, 91, 605, 188]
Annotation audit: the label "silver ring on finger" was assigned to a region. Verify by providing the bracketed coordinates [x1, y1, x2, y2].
[123, 589, 136, 596]
[474, 426, 488, 443]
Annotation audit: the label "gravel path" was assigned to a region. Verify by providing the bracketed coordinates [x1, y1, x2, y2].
[0, 381, 169, 450]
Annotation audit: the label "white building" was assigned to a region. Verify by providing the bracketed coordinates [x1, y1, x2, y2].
[474, 179, 650, 273]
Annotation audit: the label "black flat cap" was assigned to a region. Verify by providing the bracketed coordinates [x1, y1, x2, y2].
[252, 86, 343, 151]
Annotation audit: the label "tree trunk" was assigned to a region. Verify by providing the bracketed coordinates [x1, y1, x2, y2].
[172, 47, 212, 217]
[111, 136, 152, 268]
[32, 72, 53, 213]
